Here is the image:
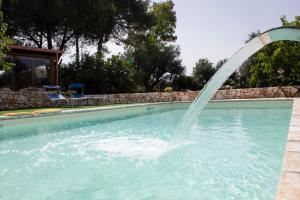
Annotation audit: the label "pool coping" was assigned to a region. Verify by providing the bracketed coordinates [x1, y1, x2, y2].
[0, 97, 293, 122]
[276, 98, 300, 200]
[0, 102, 175, 122]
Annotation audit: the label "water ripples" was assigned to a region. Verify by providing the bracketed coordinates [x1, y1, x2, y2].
[0, 106, 291, 199]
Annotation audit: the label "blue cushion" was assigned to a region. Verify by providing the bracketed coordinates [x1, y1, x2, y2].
[72, 93, 85, 98]
[69, 83, 85, 90]
[48, 94, 60, 99]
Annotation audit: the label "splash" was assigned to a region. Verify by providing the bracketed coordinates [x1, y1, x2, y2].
[75, 136, 184, 160]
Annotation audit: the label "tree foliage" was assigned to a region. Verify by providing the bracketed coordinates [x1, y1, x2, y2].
[172, 75, 198, 91]
[280, 15, 300, 26]
[0, 0, 13, 71]
[192, 16, 300, 90]
[3, 0, 153, 52]
[192, 58, 215, 89]
[60, 54, 136, 94]
[245, 16, 300, 87]
[249, 41, 300, 87]
[191, 57, 241, 90]
[126, 0, 184, 92]
[215, 59, 240, 88]
[151, 0, 177, 43]
[129, 41, 184, 91]
[59, 0, 184, 93]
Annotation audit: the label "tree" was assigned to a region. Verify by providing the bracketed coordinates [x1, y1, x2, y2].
[0, 0, 13, 71]
[249, 41, 300, 87]
[192, 58, 215, 89]
[151, 0, 177, 43]
[3, 0, 68, 49]
[172, 75, 198, 91]
[239, 30, 261, 88]
[59, 0, 183, 94]
[60, 53, 137, 94]
[245, 30, 261, 43]
[60, 54, 106, 94]
[3, 0, 153, 53]
[215, 59, 240, 88]
[280, 15, 300, 26]
[103, 55, 137, 93]
[130, 40, 184, 91]
[244, 16, 300, 87]
[126, 0, 184, 92]
[104, 0, 154, 50]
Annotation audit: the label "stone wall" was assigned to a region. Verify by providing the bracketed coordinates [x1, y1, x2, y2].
[0, 88, 52, 110]
[213, 86, 300, 100]
[0, 86, 299, 110]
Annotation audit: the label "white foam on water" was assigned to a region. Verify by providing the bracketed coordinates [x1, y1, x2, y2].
[33, 157, 49, 167]
[4, 132, 187, 163]
[77, 136, 181, 160]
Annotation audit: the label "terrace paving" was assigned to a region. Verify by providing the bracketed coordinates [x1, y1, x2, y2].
[276, 98, 300, 200]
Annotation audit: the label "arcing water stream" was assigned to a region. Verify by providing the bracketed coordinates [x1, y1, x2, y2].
[174, 27, 300, 141]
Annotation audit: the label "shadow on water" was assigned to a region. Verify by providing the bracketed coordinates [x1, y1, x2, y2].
[0, 103, 189, 140]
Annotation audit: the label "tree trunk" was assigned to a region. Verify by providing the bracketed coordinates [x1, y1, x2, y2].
[97, 34, 104, 53]
[39, 31, 43, 48]
[46, 30, 53, 49]
[75, 33, 80, 68]
[144, 78, 152, 92]
[97, 40, 103, 53]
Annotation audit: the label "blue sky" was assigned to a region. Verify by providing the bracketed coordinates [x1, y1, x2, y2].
[63, 0, 299, 75]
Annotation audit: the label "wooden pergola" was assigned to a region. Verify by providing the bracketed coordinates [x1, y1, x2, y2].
[6, 45, 63, 90]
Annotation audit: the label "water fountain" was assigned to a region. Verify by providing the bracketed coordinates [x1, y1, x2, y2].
[174, 27, 300, 141]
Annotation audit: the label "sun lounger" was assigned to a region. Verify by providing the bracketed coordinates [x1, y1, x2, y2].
[43, 85, 66, 100]
[68, 83, 86, 99]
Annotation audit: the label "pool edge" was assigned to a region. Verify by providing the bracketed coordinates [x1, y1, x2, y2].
[276, 98, 300, 200]
[0, 97, 293, 122]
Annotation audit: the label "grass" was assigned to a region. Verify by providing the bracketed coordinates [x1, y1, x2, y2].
[0, 104, 126, 116]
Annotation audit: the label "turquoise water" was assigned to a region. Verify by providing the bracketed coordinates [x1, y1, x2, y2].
[0, 101, 292, 199]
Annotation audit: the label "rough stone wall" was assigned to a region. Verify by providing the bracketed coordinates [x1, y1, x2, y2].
[0, 86, 299, 110]
[0, 87, 52, 110]
[213, 86, 299, 100]
[0, 87, 73, 109]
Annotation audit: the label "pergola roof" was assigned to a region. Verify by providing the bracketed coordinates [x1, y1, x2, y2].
[9, 45, 63, 58]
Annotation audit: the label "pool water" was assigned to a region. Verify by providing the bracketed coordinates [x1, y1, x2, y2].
[0, 101, 292, 199]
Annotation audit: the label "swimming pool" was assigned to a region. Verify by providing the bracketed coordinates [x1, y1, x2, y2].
[0, 100, 292, 199]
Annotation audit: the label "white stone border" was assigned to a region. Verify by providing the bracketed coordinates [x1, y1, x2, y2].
[0, 102, 174, 121]
[276, 98, 300, 200]
[0, 98, 292, 121]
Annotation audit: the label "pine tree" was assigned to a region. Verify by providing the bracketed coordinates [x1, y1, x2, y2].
[0, 0, 14, 71]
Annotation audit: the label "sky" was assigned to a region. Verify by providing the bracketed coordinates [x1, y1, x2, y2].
[171, 0, 299, 74]
[63, 0, 299, 75]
